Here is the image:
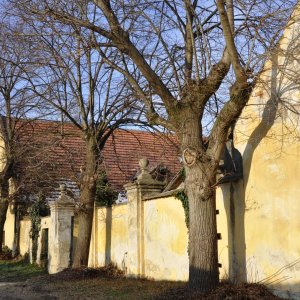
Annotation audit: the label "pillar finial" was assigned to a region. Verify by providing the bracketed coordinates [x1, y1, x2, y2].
[137, 158, 155, 183]
[139, 158, 149, 173]
[60, 183, 66, 195]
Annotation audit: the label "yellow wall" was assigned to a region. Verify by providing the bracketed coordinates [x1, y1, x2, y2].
[88, 197, 189, 281]
[88, 204, 129, 271]
[7, 214, 51, 262]
[216, 8, 300, 298]
[0, 134, 13, 249]
[3, 204, 15, 249]
[19, 218, 31, 256]
[216, 186, 230, 279]
[232, 119, 300, 298]
[144, 196, 188, 281]
[36, 216, 51, 265]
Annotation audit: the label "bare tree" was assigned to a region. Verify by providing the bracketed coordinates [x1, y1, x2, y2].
[0, 16, 65, 254]
[8, 0, 296, 291]
[0, 18, 42, 252]
[9, 5, 144, 267]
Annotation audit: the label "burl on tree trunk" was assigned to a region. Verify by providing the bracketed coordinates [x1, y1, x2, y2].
[179, 107, 220, 291]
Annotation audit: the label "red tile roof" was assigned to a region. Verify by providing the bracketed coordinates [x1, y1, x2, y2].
[14, 119, 181, 192]
[102, 129, 180, 190]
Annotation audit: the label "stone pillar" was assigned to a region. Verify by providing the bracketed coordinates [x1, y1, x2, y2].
[48, 184, 75, 274]
[124, 158, 164, 277]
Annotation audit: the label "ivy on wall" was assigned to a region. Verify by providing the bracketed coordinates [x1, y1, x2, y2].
[28, 197, 49, 262]
[176, 191, 189, 229]
[95, 170, 117, 207]
[175, 167, 189, 228]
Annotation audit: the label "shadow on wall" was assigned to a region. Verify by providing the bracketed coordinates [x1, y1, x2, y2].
[71, 206, 112, 267]
[105, 206, 112, 265]
[71, 217, 78, 266]
[221, 44, 300, 284]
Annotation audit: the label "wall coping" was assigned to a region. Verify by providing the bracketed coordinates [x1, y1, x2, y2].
[97, 202, 128, 208]
[49, 202, 75, 210]
[124, 181, 165, 190]
[142, 188, 184, 201]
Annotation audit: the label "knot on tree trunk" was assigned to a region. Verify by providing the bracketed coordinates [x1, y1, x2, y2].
[183, 148, 197, 166]
[200, 186, 215, 201]
[183, 148, 211, 167]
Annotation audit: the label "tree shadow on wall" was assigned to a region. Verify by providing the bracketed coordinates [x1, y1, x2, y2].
[221, 47, 300, 283]
[105, 206, 112, 265]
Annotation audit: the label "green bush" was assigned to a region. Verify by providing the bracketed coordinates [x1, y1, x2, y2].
[95, 170, 117, 207]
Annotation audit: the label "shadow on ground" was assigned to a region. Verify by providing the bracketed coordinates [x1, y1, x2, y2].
[0, 260, 289, 299]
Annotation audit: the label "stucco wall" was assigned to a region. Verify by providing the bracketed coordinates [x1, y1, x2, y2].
[217, 8, 300, 299]
[88, 204, 129, 271]
[216, 187, 230, 279]
[19, 218, 31, 256]
[36, 216, 51, 265]
[143, 196, 188, 281]
[3, 204, 15, 250]
[88, 197, 190, 281]
[243, 141, 300, 295]
[232, 122, 300, 298]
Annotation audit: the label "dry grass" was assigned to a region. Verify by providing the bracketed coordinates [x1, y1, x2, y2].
[154, 281, 283, 299]
[0, 260, 285, 300]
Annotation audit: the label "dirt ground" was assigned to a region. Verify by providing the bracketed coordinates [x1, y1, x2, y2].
[0, 260, 284, 300]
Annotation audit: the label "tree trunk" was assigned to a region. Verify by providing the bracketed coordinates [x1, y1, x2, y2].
[186, 165, 219, 292]
[12, 204, 20, 257]
[178, 107, 219, 292]
[72, 137, 98, 268]
[0, 198, 8, 252]
[0, 180, 9, 252]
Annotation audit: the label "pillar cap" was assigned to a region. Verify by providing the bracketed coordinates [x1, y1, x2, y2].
[137, 158, 162, 185]
[124, 159, 165, 191]
[50, 183, 75, 209]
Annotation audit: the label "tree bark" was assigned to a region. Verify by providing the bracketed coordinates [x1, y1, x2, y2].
[0, 199, 8, 252]
[178, 107, 219, 292]
[72, 136, 98, 268]
[0, 180, 9, 252]
[12, 204, 20, 257]
[186, 165, 218, 291]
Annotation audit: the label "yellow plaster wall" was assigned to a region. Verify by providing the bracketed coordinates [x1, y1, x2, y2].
[0, 134, 13, 249]
[19, 218, 31, 256]
[216, 187, 230, 279]
[88, 197, 190, 281]
[233, 123, 300, 297]
[143, 196, 189, 281]
[88, 204, 129, 272]
[36, 216, 51, 265]
[3, 204, 15, 249]
[223, 9, 300, 298]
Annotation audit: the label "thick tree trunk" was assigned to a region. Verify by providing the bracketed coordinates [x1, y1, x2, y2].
[72, 137, 98, 268]
[72, 203, 94, 267]
[186, 165, 218, 292]
[178, 107, 219, 292]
